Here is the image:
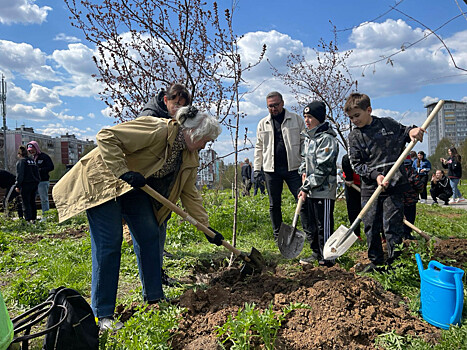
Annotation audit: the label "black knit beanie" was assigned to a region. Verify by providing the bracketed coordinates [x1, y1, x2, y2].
[303, 101, 326, 124]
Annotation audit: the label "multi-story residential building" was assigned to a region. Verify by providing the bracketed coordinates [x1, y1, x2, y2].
[426, 100, 467, 155]
[196, 149, 219, 189]
[1, 125, 94, 172]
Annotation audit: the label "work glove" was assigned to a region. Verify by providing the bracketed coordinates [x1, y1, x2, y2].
[119, 171, 146, 188]
[253, 170, 260, 180]
[204, 227, 224, 246]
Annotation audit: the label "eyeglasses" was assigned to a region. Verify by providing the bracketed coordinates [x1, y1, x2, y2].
[267, 102, 282, 109]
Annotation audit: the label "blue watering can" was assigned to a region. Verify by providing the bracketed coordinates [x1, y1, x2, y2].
[416, 253, 464, 329]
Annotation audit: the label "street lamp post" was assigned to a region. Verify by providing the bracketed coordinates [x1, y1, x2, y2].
[1, 75, 7, 170]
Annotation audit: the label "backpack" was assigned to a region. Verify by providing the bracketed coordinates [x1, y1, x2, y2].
[408, 168, 425, 194]
[11, 287, 99, 350]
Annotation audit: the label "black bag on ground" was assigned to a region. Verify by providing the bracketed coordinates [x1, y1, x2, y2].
[11, 287, 98, 350]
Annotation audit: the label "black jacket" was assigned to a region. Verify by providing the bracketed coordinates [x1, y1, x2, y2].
[348, 116, 414, 197]
[430, 175, 453, 198]
[36, 152, 54, 181]
[442, 156, 462, 179]
[139, 90, 170, 119]
[241, 164, 252, 180]
[0, 170, 16, 189]
[15, 158, 40, 189]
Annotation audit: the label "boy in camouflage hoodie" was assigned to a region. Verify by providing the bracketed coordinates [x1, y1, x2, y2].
[298, 101, 339, 267]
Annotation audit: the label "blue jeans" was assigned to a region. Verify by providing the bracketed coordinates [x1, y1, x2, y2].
[37, 181, 50, 212]
[449, 178, 462, 199]
[86, 189, 164, 318]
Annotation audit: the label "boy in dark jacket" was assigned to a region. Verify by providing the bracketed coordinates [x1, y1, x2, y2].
[430, 169, 452, 205]
[345, 93, 424, 272]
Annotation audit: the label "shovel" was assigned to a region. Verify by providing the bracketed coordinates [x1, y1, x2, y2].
[323, 99, 445, 260]
[277, 196, 305, 259]
[141, 185, 265, 276]
[349, 183, 435, 242]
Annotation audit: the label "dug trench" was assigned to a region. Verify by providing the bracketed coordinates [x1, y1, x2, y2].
[114, 238, 467, 349]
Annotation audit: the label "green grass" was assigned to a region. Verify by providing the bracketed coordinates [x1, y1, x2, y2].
[1, 183, 466, 349]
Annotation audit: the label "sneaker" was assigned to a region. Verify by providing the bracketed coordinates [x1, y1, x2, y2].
[300, 254, 319, 265]
[419, 199, 426, 204]
[431, 200, 438, 206]
[457, 197, 465, 202]
[161, 269, 179, 287]
[98, 317, 123, 331]
[449, 198, 456, 204]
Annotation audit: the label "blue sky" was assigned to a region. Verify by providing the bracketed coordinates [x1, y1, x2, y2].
[1, 0, 466, 162]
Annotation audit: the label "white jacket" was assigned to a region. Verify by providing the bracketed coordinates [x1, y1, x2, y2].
[254, 109, 305, 172]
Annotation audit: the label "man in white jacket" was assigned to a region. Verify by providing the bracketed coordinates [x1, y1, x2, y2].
[254, 91, 305, 240]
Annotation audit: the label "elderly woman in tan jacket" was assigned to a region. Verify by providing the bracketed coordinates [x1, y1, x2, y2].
[53, 106, 222, 330]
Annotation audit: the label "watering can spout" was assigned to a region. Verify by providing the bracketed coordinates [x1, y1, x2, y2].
[415, 253, 424, 277]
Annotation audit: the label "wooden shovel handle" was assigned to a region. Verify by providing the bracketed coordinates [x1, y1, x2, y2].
[141, 185, 246, 259]
[350, 183, 431, 241]
[292, 196, 305, 228]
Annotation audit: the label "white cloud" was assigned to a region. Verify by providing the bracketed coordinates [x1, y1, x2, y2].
[37, 123, 95, 139]
[53, 33, 82, 43]
[421, 96, 440, 106]
[8, 103, 84, 123]
[0, 40, 58, 81]
[345, 20, 467, 97]
[0, 0, 51, 25]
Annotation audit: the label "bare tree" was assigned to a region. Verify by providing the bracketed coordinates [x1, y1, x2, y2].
[270, 29, 357, 149]
[65, 0, 238, 121]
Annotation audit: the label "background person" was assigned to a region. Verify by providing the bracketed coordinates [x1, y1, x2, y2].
[341, 154, 361, 238]
[441, 147, 464, 203]
[138, 83, 191, 285]
[430, 169, 452, 206]
[298, 101, 338, 267]
[241, 158, 252, 196]
[27, 141, 54, 214]
[403, 156, 421, 240]
[253, 91, 305, 240]
[0, 169, 23, 218]
[15, 146, 40, 223]
[52, 106, 223, 330]
[412, 151, 431, 204]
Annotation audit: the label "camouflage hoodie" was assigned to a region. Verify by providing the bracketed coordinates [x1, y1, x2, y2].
[299, 122, 338, 199]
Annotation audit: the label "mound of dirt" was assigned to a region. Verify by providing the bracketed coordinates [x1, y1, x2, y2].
[171, 265, 440, 349]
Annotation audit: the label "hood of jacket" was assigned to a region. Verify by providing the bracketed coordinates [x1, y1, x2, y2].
[138, 90, 170, 119]
[27, 140, 41, 154]
[302, 121, 337, 140]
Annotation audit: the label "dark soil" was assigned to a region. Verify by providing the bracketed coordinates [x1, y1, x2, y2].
[113, 238, 467, 349]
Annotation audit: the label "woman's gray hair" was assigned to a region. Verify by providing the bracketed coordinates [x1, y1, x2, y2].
[176, 106, 221, 142]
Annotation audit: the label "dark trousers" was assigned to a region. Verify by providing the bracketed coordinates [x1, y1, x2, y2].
[362, 193, 404, 265]
[301, 197, 335, 260]
[419, 175, 429, 200]
[430, 188, 450, 204]
[21, 182, 38, 221]
[264, 169, 302, 239]
[253, 180, 265, 195]
[344, 185, 361, 237]
[403, 203, 416, 237]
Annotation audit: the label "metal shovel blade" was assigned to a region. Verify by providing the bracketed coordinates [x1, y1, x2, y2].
[278, 222, 306, 259]
[323, 225, 358, 260]
[240, 247, 266, 276]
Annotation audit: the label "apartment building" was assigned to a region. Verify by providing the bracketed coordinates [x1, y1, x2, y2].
[196, 149, 219, 189]
[1, 125, 94, 172]
[426, 100, 467, 155]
